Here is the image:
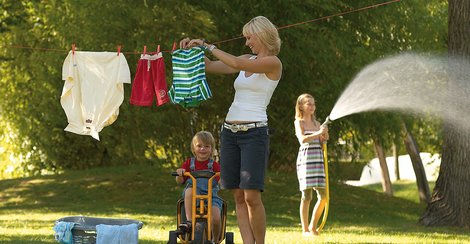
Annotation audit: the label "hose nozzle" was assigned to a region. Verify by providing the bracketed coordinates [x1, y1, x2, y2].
[321, 116, 332, 127]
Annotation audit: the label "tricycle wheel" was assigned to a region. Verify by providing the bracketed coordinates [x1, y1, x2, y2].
[225, 232, 234, 244]
[168, 230, 177, 244]
[194, 222, 207, 244]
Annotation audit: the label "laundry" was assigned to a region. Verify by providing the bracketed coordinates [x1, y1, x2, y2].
[61, 51, 131, 140]
[130, 52, 170, 106]
[169, 47, 212, 108]
[96, 223, 138, 244]
[53, 221, 75, 244]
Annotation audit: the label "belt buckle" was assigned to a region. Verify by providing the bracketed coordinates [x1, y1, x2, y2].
[239, 124, 249, 131]
[230, 125, 238, 133]
[229, 124, 249, 133]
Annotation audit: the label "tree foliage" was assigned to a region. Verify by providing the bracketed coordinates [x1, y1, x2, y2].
[0, 0, 447, 178]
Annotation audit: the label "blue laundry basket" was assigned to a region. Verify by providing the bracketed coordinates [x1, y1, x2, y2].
[55, 216, 143, 244]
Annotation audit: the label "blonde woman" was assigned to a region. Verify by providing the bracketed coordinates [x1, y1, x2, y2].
[294, 93, 329, 236]
[180, 16, 282, 244]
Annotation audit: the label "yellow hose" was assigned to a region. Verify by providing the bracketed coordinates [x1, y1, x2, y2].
[317, 142, 329, 232]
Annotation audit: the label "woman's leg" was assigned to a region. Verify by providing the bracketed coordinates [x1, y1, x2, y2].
[245, 189, 266, 244]
[233, 189, 255, 244]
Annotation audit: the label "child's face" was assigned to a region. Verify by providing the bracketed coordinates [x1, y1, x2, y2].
[193, 140, 212, 161]
[301, 97, 316, 115]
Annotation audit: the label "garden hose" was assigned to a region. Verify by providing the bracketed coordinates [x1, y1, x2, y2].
[317, 122, 330, 233]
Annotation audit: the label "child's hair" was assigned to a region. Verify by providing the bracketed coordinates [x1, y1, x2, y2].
[295, 93, 316, 121]
[191, 131, 216, 159]
[243, 16, 281, 55]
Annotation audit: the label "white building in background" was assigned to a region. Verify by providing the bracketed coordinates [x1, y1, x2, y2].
[346, 153, 441, 186]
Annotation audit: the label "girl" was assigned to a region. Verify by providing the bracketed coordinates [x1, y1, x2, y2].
[294, 93, 329, 236]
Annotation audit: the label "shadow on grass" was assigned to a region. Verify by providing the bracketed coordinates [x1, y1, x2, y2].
[1, 164, 469, 241]
[0, 164, 180, 216]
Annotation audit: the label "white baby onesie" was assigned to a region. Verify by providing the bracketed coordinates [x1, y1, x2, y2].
[61, 51, 131, 140]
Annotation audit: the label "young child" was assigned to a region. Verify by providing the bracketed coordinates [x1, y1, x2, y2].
[175, 131, 222, 242]
[294, 93, 329, 237]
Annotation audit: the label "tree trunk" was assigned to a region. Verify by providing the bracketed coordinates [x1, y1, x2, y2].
[420, 0, 470, 227]
[392, 143, 400, 180]
[402, 123, 430, 203]
[373, 137, 393, 196]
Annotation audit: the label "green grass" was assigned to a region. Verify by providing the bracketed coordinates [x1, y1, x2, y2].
[362, 180, 436, 204]
[0, 165, 469, 243]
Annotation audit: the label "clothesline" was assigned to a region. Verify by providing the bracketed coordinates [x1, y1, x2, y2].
[1, 0, 401, 54]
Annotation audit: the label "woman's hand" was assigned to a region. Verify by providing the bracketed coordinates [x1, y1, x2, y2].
[179, 38, 191, 49]
[179, 38, 205, 49]
[188, 39, 204, 47]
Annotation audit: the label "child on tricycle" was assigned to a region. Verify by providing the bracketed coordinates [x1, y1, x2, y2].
[174, 131, 224, 243]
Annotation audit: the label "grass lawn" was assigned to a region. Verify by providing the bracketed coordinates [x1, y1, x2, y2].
[0, 164, 469, 243]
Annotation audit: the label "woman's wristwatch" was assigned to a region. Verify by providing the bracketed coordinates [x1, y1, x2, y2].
[207, 44, 217, 52]
[201, 39, 217, 52]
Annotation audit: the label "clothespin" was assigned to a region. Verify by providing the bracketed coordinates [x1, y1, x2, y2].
[143, 45, 147, 55]
[171, 41, 177, 53]
[156, 44, 161, 53]
[71, 43, 76, 55]
[117, 45, 121, 56]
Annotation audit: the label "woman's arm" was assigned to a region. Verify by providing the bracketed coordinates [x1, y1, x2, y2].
[184, 39, 282, 78]
[203, 55, 249, 74]
[210, 48, 281, 76]
[180, 38, 239, 74]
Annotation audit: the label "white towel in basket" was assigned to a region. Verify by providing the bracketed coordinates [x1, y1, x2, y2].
[96, 223, 138, 244]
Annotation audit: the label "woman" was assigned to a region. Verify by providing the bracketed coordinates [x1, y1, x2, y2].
[180, 16, 282, 244]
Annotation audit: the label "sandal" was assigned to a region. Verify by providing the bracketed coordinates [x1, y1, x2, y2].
[178, 220, 192, 232]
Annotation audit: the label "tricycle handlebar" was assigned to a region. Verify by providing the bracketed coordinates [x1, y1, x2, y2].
[171, 170, 219, 179]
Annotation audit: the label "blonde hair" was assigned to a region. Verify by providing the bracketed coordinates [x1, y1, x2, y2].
[243, 16, 281, 55]
[295, 93, 315, 121]
[191, 131, 216, 159]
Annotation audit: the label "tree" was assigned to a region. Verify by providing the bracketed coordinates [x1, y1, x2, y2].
[373, 137, 393, 196]
[402, 122, 430, 203]
[420, 0, 470, 227]
[0, 0, 449, 177]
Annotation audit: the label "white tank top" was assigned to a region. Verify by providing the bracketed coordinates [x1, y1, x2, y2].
[225, 57, 280, 122]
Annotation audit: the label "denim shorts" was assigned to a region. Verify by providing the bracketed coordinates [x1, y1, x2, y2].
[183, 178, 223, 210]
[219, 125, 270, 191]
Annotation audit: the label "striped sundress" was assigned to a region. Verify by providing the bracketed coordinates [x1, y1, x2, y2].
[296, 131, 326, 191]
[169, 47, 212, 108]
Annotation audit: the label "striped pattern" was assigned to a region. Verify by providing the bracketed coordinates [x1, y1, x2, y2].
[169, 47, 212, 108]
[296, 137, 326, 190]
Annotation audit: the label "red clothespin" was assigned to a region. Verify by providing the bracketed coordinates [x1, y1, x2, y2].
[117, 45, 122, 56]
[72, 43, 76, 55]
[143, 45, 147, 55]
[156, 44, 161, 53]
[171, 41, 177, 53]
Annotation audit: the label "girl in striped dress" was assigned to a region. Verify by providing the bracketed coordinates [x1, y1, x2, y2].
[294, 93, 329, 237]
